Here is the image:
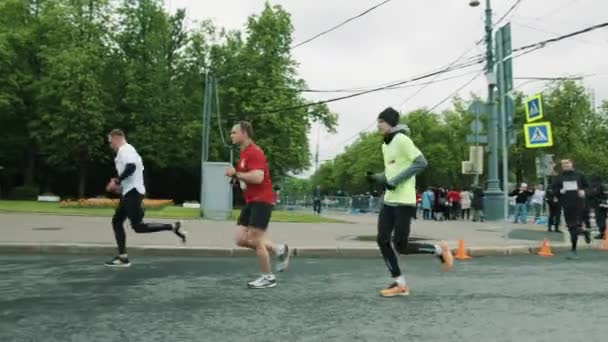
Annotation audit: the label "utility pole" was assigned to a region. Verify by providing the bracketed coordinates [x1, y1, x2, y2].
[470, 0, 504, 220]
[200, 64, 212, 217]
[314, 123, 321, 172]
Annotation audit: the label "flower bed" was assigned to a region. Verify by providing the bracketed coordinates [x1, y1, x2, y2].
[60, 198, 173, 209]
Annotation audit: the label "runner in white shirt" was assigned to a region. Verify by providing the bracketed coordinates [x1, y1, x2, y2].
[104, 129, 187, 267]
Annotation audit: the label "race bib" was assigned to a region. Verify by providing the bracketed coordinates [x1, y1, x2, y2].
[563, 181, 578, 191]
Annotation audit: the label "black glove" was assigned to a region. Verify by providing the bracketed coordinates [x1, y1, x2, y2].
[384, 181, 397, 191]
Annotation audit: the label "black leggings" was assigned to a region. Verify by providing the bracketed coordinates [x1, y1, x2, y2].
[548, 206, 561, 230]
[112, 189, 173, 254]
[596, 208, 607, 235]
[377, 205, 436, 278]
[564, 204, 583, 251]
[461, 208, 470, 220]
[313, 200, 321, 214]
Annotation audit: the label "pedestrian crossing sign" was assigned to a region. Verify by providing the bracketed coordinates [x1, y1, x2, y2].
[525, 94, 543, 122]
[524, 121, 553, 148]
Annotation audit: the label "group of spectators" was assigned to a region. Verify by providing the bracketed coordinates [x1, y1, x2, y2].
[418, 186, 485, 222]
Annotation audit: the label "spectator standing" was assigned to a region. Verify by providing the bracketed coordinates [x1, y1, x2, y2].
[472, 186, 485, 222]
[460, 188, 473, 220]
[509, 183, 534, 224]
[530, 184, 545, 221]
[421, 187, 434, 220]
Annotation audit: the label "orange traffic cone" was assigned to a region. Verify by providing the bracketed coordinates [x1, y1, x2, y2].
[454, 239, 472, 260]
[600, 233, 608, 250]
[537, 238, 554, 257]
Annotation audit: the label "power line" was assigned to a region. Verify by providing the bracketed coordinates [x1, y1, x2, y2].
[253, 57, 485, 115]
[321, 71, 484, 158]
[316, 21, 608, 158]
[512, 21, 608, 55]
[494, 0, 523, 28]
[324, 122, 377, 154]
[268, 21, 608, 116]
[514, 75, 586, 81]
[285, 69, 481, 94]
[291, 0, 392, 49]
[522, 0, 581, 22]
[512, 21, 605, 47]
[301, 56, 482, 93]
[324, 67, 485, 154]
[427, 71, 484, 112]
[397, 40, 484, 110]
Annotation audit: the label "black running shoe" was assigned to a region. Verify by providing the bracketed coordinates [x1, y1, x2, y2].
[584, 229, 591, 244]
[173, 220, 187, 244]
[104, 256, 131, 268]
[566, 251, 579, 260]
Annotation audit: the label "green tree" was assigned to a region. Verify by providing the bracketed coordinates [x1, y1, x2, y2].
[0, 0, 50, 188]
[210, 3, 337, 178]
[28, 0, 111, 197]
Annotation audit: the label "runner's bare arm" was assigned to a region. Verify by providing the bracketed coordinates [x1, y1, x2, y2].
[236, 170, 264, 184]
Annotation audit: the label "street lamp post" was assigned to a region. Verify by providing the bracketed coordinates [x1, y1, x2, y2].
[470, 0, 504, 220]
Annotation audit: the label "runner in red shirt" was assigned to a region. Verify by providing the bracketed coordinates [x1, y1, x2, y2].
[225, 121, 289, 289]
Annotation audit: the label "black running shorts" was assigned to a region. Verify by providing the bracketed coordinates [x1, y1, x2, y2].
[237, 202, 273, 230]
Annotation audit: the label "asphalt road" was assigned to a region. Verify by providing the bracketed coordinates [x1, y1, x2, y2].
[2, 252, 608, 342]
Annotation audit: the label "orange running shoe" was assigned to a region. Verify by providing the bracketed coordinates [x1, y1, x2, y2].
[379, 283, 410, 297]
[439, 241, 454, 272]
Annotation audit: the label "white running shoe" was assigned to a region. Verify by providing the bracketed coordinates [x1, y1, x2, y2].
[276, 244, 290, 272]
[247, 275, 277, 289]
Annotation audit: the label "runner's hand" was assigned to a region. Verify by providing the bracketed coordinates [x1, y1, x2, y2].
[105, 178, 121, 194]
[225, 167, 236, 177]
[384, 181, 396, 191]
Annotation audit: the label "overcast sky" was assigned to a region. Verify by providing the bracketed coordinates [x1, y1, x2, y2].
[167, 0, 608, 177]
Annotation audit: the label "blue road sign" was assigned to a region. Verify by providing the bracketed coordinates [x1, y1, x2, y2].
[468, 101, 486, 118]
[524, 122, 553, 148]
[525, 94, 543, 122]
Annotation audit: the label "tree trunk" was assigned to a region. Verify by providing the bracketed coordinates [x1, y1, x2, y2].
[24, 147, 36, 185]
[78, 166, 87, 198]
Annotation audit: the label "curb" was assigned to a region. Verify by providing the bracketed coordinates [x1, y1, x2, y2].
[0, 242, 601, 258]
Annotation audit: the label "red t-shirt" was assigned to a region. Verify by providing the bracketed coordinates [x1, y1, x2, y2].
[236, 142, 274, 204]
[447, 191, 461, 203]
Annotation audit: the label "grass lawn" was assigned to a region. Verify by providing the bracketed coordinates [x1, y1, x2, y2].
[0, 200, 347, 223]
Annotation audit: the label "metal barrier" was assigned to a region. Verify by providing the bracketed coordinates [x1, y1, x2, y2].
[277, 194, 382, 213]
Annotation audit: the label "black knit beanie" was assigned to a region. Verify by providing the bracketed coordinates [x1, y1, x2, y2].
[377, 107, 400, 127]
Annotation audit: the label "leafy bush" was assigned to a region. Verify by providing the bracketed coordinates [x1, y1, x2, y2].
[60, 198, 173, 209]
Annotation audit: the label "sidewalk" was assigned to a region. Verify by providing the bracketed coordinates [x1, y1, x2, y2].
[0, 212, 591, 257]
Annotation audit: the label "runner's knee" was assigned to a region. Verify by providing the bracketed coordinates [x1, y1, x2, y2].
[111, 215, 123, 226]
[392, 237, 408, 253]
[376, 234, 391, 247]
[235, 238, 250, 248]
